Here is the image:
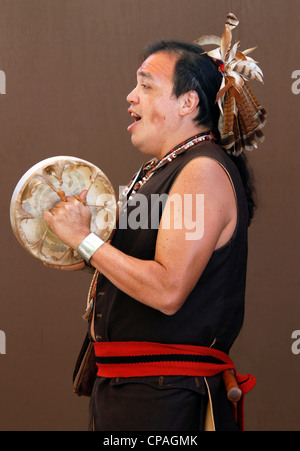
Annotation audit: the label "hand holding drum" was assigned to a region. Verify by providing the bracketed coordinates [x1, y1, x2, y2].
[10, 156, 116, 266]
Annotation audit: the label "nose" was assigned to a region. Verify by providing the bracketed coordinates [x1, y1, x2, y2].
[126, 85, 139, 104]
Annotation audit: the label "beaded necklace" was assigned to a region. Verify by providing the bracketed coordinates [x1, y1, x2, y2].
[118, 131, 214, 215]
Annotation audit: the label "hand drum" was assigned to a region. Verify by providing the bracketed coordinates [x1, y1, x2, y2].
[10, 156, 116, 266]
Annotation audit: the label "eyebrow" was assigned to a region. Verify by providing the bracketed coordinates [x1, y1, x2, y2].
[137, 70, 154, 80]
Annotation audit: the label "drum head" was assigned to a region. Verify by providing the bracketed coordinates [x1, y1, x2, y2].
[10, 156, 116, 266]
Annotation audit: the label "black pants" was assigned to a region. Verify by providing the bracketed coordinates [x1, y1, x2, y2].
[89, 375, 209, 431]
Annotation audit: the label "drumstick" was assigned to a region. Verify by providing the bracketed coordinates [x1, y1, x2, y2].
[222, 369, 242, 403]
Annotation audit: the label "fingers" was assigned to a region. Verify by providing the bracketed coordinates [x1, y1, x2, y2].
[43, 261, 86, 271]
[42, 193, 91, 241]
[45, 195, 84, 214]
[61, 196, 80, 205]
[65, 193, 88, 206]
[42, 200, 72, 223]
[73, 190, 88, 205]
[45, 191, 89, 213]
[79, 189, 88, 202]
[43, 210, 53, 222]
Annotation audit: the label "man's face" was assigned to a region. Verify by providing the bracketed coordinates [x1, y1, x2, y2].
[126, 52, 182, 159]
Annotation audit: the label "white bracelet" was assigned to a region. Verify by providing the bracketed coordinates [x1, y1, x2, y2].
[77, 233, 104, 263]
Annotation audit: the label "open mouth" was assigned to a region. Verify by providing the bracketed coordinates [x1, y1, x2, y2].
[130, 111, 142, 122]
[127, 110, 142, 133]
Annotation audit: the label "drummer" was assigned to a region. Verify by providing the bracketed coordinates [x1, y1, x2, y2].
[43, 37, 260, 430]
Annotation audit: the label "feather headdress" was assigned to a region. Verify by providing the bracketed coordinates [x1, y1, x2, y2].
[195, 12, 266, 155]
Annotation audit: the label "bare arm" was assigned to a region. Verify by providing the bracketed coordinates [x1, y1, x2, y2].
[44, 158, 237, 315]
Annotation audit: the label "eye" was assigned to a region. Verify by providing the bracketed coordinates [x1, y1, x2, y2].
[141, 83, 150, 90]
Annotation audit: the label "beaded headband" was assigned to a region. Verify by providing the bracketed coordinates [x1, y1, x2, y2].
[195, 12, 266, 156]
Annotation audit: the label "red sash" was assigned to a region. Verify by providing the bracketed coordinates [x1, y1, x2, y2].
[93, 341, 256, 430]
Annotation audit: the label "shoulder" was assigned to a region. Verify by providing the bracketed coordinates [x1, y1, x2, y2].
[168, 152, 238, 238]
[173, 142, 236, 182]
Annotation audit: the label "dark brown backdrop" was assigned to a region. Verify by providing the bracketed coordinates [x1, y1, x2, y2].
[0, 0, 299, 431]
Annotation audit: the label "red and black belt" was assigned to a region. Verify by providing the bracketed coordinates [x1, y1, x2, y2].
[93, 341, 256, 430]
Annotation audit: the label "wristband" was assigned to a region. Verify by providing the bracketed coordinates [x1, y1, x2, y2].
[77, 233, 104, 263]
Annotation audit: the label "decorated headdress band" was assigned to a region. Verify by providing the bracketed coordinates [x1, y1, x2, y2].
[195, 12, 266, 156]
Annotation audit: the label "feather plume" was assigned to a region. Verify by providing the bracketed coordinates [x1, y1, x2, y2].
[226, 12, 239, 30]
[221, 24, 232, 61]
[194, 35, 221, 47]
[194, 12, 266, 155]
[232, 60, 264, 83]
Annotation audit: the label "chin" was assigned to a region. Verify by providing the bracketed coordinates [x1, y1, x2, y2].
[131, 136, 154, 157]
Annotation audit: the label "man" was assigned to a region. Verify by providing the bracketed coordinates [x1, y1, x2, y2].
[44, 40, 257, 431]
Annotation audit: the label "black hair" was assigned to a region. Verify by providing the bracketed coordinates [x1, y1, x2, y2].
[142, 39, 257, 224]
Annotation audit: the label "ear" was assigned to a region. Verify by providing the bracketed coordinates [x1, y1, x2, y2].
[178, 90, 199, 117]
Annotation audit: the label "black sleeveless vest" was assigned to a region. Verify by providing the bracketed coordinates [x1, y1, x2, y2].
[93, 141, 248, 354]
